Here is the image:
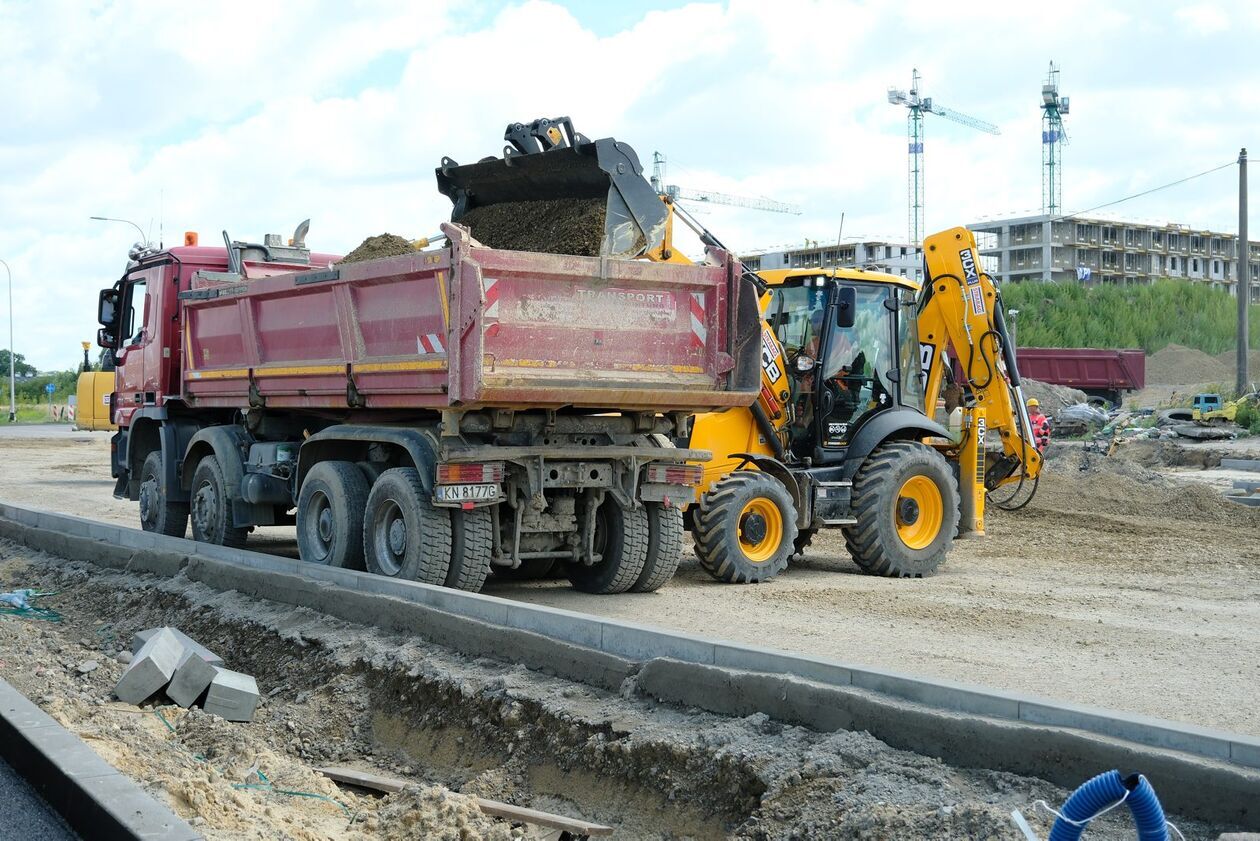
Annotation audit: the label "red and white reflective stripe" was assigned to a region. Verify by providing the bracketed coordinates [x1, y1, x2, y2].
[689, 292, 707, 349]
[417, 333, 445, 354]
[484, 277, 500, 318]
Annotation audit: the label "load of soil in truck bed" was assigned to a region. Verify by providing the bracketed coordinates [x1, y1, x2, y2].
[339, 233, 415, 264]
[457, 198, 606, 257]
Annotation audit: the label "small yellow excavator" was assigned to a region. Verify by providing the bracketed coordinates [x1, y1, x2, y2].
[438, 117, 1043, 583]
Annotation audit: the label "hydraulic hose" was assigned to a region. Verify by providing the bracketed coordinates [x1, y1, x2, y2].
[1047, 770, 1167, 841]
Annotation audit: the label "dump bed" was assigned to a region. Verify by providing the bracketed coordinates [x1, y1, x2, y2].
[181, 225, 759, 413]
[1014, 348, 1146, 392]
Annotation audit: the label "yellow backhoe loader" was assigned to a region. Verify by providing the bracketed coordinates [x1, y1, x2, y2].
[438, 117, 1042, 583]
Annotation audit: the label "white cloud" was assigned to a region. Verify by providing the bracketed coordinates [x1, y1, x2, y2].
[2, 0, 1259, 368]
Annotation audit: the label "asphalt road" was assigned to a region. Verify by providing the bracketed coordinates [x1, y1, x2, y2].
[0, 756, 79, 840]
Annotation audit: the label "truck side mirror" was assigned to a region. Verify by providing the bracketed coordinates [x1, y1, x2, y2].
[97, 288, 120, 348]
[835, 286, 856, 329]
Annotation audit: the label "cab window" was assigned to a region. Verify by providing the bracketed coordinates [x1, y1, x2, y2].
[122, 277, 148, 346]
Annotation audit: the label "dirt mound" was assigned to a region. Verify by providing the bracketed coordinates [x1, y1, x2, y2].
[457, 198, 605, 256]
[339, 234, 415, 264]
[1146, 343, 1231, 385]
[1021, 378, 1087, 413]
[1215, 349, 1260, 381]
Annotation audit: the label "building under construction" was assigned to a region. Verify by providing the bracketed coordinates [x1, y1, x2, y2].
[967, 213, 1260, 301]
[738, 239, 922, 277]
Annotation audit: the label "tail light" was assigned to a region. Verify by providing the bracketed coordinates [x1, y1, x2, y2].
[436, 462, 504, 484]
[645, 463, 703, 486]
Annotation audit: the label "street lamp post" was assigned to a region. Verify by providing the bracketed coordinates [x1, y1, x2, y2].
[1, 259, 13, 423]
[89, 216, 148, 245]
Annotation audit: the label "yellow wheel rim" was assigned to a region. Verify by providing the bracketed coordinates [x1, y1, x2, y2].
[738, 498, 784, 563]
[895, 475, 944, 551]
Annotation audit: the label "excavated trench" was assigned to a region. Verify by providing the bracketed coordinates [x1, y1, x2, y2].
[0, 541, 1237, 840]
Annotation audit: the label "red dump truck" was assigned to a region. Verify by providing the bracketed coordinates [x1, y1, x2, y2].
[96, 219, 760, 594]
[1012, 348, 1145, 407]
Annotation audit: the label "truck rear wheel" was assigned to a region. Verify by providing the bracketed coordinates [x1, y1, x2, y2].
[138, 451, 188, 538]
[363, 468, 452, 584]
[566, 499, 649, 594]
[693, 472, 797, 584]
[189, 455, 248, 548]
[843, 441, 959, 577]
[297, 461, 370, 570]
[629, 503, 684, 593]
[445, 509, 493, 592]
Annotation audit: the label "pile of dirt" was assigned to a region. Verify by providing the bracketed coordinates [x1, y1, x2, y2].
[1021, 378, 1087, 414]
[339, 234, 415, 264]
[1215, 348, 1260, 382]
[377, 787, 513, 841]
[457, 198, 606, 256]
[1146, 343, 1232, 385]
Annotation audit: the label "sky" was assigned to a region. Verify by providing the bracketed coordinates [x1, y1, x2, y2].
[2, 0, 1259, 369]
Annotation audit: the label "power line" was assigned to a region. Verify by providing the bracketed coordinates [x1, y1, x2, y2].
[1057, 160, 1237, 221]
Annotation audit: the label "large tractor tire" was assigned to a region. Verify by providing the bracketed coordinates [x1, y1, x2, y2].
[566, 498, 649, 594]
[137, 451, 188, 538]
[296, 460, 370, 569]
[843, 441, 959, 577]
[693, 471, 797, 584]
[189, 455, 249, 548]
[363, 468, 452, 584]
[445, 508, 493, 592]
[629, 502, 685, 593]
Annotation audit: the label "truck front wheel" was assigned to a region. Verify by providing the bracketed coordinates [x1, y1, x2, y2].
[189, 455, 248, 548]
[297, 461, 370, 570]
[843, 441, 959, 577]
[138, 451, 188, 538]
[363, 468, 452, 584]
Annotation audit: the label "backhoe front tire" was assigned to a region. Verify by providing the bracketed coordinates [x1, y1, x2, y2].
[693, 472, 797, 584]
[843, 441, 959, 577]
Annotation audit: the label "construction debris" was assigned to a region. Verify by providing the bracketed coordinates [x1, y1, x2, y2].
[116, 626, 259, 721]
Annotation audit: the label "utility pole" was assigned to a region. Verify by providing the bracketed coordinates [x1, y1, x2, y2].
[1, 259, 13, 423]
[1239, 148, 1250, 396]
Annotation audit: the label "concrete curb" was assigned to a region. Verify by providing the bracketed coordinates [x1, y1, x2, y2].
[1, 502, 1258, 828]
[0, 677, 201, 841]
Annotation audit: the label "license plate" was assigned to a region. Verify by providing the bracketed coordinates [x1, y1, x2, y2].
[434, 483, 499, 502]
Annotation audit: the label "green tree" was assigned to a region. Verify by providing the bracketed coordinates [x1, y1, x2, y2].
[0, 349, 37, 378]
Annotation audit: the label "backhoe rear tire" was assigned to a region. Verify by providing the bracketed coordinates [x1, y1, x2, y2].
[566, 498, 649, 595]
[843, 441, 959, 577]
[693, 471, 797, 584]
[629, 503, 684, 593]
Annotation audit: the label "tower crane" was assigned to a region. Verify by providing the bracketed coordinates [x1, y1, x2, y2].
[1041, 61, 1070, 215]
[887, 69, 1000, 272]
[650, 152, 802, 215]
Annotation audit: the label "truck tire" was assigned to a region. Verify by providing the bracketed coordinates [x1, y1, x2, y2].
[445, 509, 493, 592]
[566, 499, 649, 594]
[363, 468, 451, 584]
[693, 471, 797, 584]
[189, 455, 248, 548]
[843, 441, 959, 577]
[137, 451, 188, 538]
[629, 503, 684, 593]
[297, 461, 370, 570]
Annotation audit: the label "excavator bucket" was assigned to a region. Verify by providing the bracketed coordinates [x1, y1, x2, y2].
[435, 117, 669, 260]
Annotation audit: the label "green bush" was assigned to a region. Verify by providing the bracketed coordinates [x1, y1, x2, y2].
[1001, 279, 1260, 354]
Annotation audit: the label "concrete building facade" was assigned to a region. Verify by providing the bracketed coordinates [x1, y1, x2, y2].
[966, 213, 1260, 302]
[739, 240, 923, 279]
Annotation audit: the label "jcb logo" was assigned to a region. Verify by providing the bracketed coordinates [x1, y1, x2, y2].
[960, 248, 979, 286]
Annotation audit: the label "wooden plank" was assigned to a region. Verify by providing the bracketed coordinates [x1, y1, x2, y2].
[1221, 458, 1260, 473]
[317, 767, 614, 836]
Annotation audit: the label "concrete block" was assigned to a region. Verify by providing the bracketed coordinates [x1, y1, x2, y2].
[1231, 735, 1260, 770]
[851, 668, 1021, 719]
[712, 642, 854, 687]
[505, 602, 602, 649]
[131, 627, 223, 666]
[1017, 699, 1232, 761]
[203, 670, 260, 722]
[166, 654, 221, 709]
[115, 628, 184, 704]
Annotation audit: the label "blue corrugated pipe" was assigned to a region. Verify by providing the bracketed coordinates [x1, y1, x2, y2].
[1048, 770, 1167, 841]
